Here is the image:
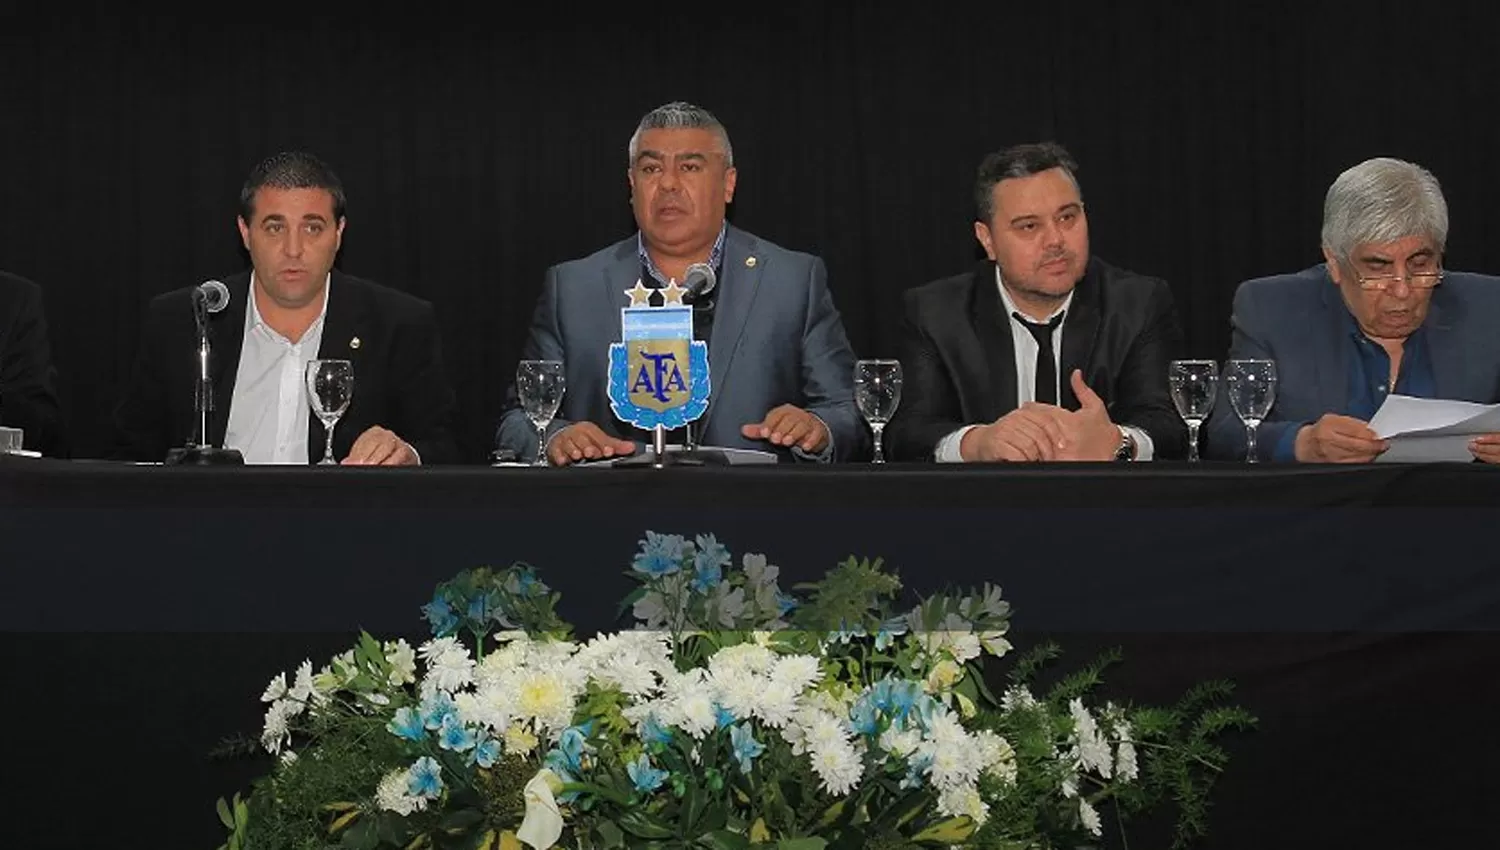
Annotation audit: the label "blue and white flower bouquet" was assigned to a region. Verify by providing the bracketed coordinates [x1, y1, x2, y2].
[217, 533, 1252, 850]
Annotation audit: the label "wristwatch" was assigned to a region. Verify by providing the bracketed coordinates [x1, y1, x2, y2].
[1113, 426, 1136, 461]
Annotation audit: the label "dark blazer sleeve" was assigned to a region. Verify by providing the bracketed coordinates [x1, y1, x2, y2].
[797, 257, 867, 463]
[1110, 279, 1188, 459]
[1204, 282, 1303, 462]
[388, 299, 460, 464]
[0, 276, 66, 456]
[111, 295, 175, 462]
[887, 288, 966, 461]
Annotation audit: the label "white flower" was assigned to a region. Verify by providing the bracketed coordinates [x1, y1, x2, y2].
[261, 672, 287, 703]
[979, 630, 1012, 657]
[1001, 686, 1038, 711]
[974, 730, 1018, 785]
[633, 591, 673, 629]
[879, 725, 922, 758]
[937, 783, 989, 825]
[808, 740, 863, 796]
[1079, 798, 1103, 836]
[514, 669, 576, 735]
[912, 613, 981, 664]
[374, 768, 427, 816]
[1070, 699, 1112, 779]
[771, 655, 821, 692]
[710, 583, 747, 628]
[261, 700, 292, 754]
[419, 637, 476, 695]
[289, 660, 315, 704]
[753, 680, 800, 729]
[742, 552, 779, 586]
[516, 770, 564, 849]
[385, 639, 417, 687]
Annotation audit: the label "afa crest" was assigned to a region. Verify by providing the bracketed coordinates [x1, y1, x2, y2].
[608, 281, 711, 431]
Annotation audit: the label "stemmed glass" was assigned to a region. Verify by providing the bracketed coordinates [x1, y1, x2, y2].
[854, 359, 903, 463]
[1223, 359, 1277, 463]
[305, 359, 354, 466]
[1168, 360, 1218, 462]
[516, 360, 566, 467]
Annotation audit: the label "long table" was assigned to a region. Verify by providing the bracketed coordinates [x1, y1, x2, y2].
[3, 457, 1499, 848]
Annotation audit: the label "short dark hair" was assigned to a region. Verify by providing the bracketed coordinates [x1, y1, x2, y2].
[239, 151, 347, 222]
[973, 142, 1081, 223]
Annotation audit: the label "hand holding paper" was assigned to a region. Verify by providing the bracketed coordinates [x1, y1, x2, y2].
[1366, 394, 1500, 462]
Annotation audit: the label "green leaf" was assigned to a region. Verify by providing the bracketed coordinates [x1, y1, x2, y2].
[872, 789, 933, 831]
[216, 798, 234, 830]
[617, 586, 649, 618]
[775, 840, 828, 850]
[910, 816, 976, 845]
[340, 816, 379, 850]
[697, 830, 750, 850]
[440, 809, 486, 833]
[595, 821, 626, 848]
[619, 811, 676, 839]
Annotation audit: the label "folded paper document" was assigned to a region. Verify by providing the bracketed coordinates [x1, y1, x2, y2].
[1367, 394, 1500, 462]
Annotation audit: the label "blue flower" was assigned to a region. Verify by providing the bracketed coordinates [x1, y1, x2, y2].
[776, 591, 797, 617]
[715, 704, 736, 730]
[387, 706, 426, 742]
[438, 714, 477, 753]
[730, 724, 765, 775]
[419, 691, 457, 731]
[873, 616, 909, 651]
[627, 753, 668, 793]
[901, 750, 933, 790]
[546, 723, 595, 778]
[407, 756, 444, 799]
[832, 619, 867, 644]
[849, 697, 880, 737]
[632, 532, 686, 578]
[471, 734, 501, 768]
[691, 534, 731, 592]
[505, 566, 546, 599]
[422, 596, 459, 637]
[641, 716, 673, 747]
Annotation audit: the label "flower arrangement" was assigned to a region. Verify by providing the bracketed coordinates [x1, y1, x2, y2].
[216, 532, 1253, 850]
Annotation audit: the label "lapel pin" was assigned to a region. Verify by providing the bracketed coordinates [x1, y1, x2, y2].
[745, 256, 757, 268]
[349, 336, 361, 350]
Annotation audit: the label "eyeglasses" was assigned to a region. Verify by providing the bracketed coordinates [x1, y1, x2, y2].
[1356, 269, 1444, 291]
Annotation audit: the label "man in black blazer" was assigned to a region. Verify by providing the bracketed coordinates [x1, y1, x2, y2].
[112, 152, 458, 465]
[887, 142, 1185, 462]
[0, 270, 65, 456]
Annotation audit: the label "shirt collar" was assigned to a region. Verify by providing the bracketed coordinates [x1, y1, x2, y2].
[637, 222, 728, 286]
[995, 265, 1072, 323]
[247, 271, 332, 342]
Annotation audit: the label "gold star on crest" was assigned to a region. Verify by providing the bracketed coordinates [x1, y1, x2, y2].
[661, 281, 687, 305]
[625, 280, 653, 307]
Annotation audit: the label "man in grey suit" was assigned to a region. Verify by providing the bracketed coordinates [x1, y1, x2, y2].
[496, 101, 865, 465]
[1207, 157, 1500, 463]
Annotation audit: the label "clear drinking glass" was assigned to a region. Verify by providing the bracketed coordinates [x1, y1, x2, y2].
[305, 359, 354, 466]
[854, 359, 903, 463]
[516, 360, 566, 467]
[1168, 360, 1218, 462]
[1223, 359, 1277, 463]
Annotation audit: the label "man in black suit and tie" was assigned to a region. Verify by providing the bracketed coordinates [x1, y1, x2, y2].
[887, 142, 1185, 462]
[113, 151, 458, 465]
[0, 270, 65, 455]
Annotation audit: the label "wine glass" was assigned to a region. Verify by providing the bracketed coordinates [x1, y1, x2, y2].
[1168, 360, 1218, 462]
[516, 360, 566, 467]
[305, 359, 354, 466]
[854, 359, 903, 463]
[1223, 359, 1277, 463]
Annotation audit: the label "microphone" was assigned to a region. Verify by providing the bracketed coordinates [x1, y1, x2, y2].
[192, 280, 231, 314]
[681, 263, 717, 305]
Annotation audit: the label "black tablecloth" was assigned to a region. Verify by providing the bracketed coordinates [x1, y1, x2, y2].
[3, 457, 1499, 847]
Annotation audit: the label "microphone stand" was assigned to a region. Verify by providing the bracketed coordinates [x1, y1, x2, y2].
[164, 291, 244, 466]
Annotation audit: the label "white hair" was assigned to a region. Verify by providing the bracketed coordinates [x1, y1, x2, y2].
[627, 101, 734, 168]
[1321, 157, 1448, 262]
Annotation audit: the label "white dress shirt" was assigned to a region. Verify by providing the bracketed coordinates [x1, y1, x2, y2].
[223, 274, 330, 465]
[934, 267, 1154, 462]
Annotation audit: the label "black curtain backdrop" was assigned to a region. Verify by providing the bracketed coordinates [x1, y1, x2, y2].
[3, 5, 1500, 461]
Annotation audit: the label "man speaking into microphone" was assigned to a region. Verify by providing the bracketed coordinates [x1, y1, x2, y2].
[496, 101, 865, 465]
[112, 151, 458, 465]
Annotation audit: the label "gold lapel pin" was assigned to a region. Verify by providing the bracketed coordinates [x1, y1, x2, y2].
[349, 336, 362, 350]
[745, 256, 758, 268]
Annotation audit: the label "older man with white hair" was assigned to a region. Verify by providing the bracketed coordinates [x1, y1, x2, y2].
[1206, 157, 1500, 463]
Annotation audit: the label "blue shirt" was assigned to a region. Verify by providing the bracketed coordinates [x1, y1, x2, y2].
[636, 222, 727, 288]
[1272, 306, 1437, 460]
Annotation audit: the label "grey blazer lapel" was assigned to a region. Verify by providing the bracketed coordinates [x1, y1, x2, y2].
[700, 227, 764, 433]
[600, 240, 638, 341]
[1424, 286, 1468, 398]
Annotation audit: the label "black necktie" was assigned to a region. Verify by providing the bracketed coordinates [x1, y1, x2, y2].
[1013, 311, 1064, 405]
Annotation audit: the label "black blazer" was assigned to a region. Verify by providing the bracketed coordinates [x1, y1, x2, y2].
[887, 257, 1187, 461]
[0, 270, 65, 456]
[112, 270, 459, 464]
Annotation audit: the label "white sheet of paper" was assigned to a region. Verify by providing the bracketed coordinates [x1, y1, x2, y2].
[1366, 394, 1500, 462]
